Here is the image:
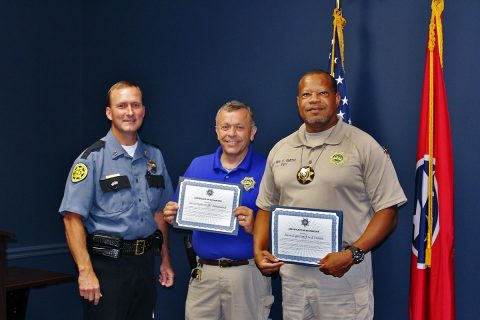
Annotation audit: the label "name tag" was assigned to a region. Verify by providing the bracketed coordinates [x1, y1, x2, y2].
[100, 175, 131, 192]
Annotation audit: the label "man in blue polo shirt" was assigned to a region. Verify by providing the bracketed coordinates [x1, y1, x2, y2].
[162, 100, 274, 320]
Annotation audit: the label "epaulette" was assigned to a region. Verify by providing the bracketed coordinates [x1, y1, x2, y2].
[142, 140, 161, 151]
[81, 140, 106, 159]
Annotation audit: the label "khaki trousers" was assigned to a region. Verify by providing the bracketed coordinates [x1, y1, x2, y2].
[185, 260, 274, 320]
[280, 255, 374, 320]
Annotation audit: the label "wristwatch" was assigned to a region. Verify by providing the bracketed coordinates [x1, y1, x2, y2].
[347, 246, 365, 264]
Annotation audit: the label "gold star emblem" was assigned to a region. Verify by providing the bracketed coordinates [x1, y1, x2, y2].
[297, 166, 315, 184]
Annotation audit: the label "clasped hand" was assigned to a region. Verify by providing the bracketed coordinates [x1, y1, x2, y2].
[318, 250, 354, 278]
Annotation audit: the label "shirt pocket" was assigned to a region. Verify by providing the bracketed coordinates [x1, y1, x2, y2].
[96, 175, 134, 214]
[146, 174, 164, 210]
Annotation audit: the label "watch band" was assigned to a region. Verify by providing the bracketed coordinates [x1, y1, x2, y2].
[347, 245, 365, 264]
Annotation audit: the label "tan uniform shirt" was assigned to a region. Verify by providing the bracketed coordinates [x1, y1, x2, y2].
[257, 118, 407, 245]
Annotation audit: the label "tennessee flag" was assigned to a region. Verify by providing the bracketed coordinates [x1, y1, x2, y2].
[409, 1, 455, 319]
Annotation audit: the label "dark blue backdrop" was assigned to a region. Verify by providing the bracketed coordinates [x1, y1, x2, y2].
[1, 1, 478, 319]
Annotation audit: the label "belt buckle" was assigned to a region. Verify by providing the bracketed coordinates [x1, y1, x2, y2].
[218, 259, 229, 268]
[135, 240, 145, 255]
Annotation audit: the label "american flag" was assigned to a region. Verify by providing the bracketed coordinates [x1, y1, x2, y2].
[328, 8, 351, 124]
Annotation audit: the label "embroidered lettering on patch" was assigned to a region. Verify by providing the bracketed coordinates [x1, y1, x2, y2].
[240, 177, 256, 191]
[329, 152, 346, 165]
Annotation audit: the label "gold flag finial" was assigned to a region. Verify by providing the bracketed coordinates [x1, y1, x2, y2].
[431, 0, 444, 66]
[330, 8, 347, 76]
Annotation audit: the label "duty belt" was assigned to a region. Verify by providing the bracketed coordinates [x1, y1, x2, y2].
[198, 258, 249, 268]
[89, 233, 156, 259]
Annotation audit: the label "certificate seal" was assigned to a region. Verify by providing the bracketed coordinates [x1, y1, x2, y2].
[301, 218, 309, 227]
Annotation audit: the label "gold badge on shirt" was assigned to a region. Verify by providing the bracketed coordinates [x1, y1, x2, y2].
[147, 159, 157, 175]
[241, 177, 256, 191]
[71, 163, 88, 183]
[329, 152, 346, 166]
[297, 166, 315, 184]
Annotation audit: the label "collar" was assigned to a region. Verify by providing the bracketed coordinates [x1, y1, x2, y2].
[213, 144, 254, 173]
[289, 115, 346, 148]
[103, 129, 147, 160]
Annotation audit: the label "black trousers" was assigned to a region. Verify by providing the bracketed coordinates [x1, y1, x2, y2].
[83, 250, 156, 320]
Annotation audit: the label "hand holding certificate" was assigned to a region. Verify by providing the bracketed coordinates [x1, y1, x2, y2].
[270, 206, 343, 266]
[174, 177, 242, 235]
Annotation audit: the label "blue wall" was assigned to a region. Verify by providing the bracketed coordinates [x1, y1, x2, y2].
[2, 1, 479, 319]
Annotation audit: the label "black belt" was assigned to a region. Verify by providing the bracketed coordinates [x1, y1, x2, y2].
[122, 237, 154, 254]
[199, 258, 249, 268]
[89, 233, 155, 259]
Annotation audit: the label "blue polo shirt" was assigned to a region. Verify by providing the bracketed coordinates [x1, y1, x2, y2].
[59, 130, 173, 240]
[177, 145, 266, 260]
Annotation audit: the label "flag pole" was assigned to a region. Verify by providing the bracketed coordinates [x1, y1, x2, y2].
[330, 2, 338, 76]
[426, 0, 444, 268]
[425, 4, 435, 267]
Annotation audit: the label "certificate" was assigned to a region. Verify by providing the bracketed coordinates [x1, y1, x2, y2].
[174, 177, 242, 235]
[270, 206, 343, 266]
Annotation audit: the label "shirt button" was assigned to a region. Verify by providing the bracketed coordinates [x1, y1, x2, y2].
[226, 176, 229, 179]
[308, 160, 312, 164]
[139, 199, 142, 202]
[136, 178, 138, 183]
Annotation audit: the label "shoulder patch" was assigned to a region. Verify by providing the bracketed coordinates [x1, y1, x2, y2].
[81, 140, 106, 159]
[72, 163, 88, 183]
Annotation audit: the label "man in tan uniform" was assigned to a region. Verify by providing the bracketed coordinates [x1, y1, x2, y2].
[254, 70, 407, 319]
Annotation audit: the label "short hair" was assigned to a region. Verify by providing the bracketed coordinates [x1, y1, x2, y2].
[298, 69, 337, 93]
[106, 81, 143, 107]
[215, 100, 256, 126]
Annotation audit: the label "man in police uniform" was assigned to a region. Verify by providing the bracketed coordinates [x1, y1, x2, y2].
[254, 70, 407, 319]
[162, 101, 274, 320]
[59, 81, 174, 319]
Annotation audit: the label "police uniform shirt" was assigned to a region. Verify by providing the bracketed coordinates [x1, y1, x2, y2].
[256, 117, 407, 245]
[59, 130, 173, 240]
